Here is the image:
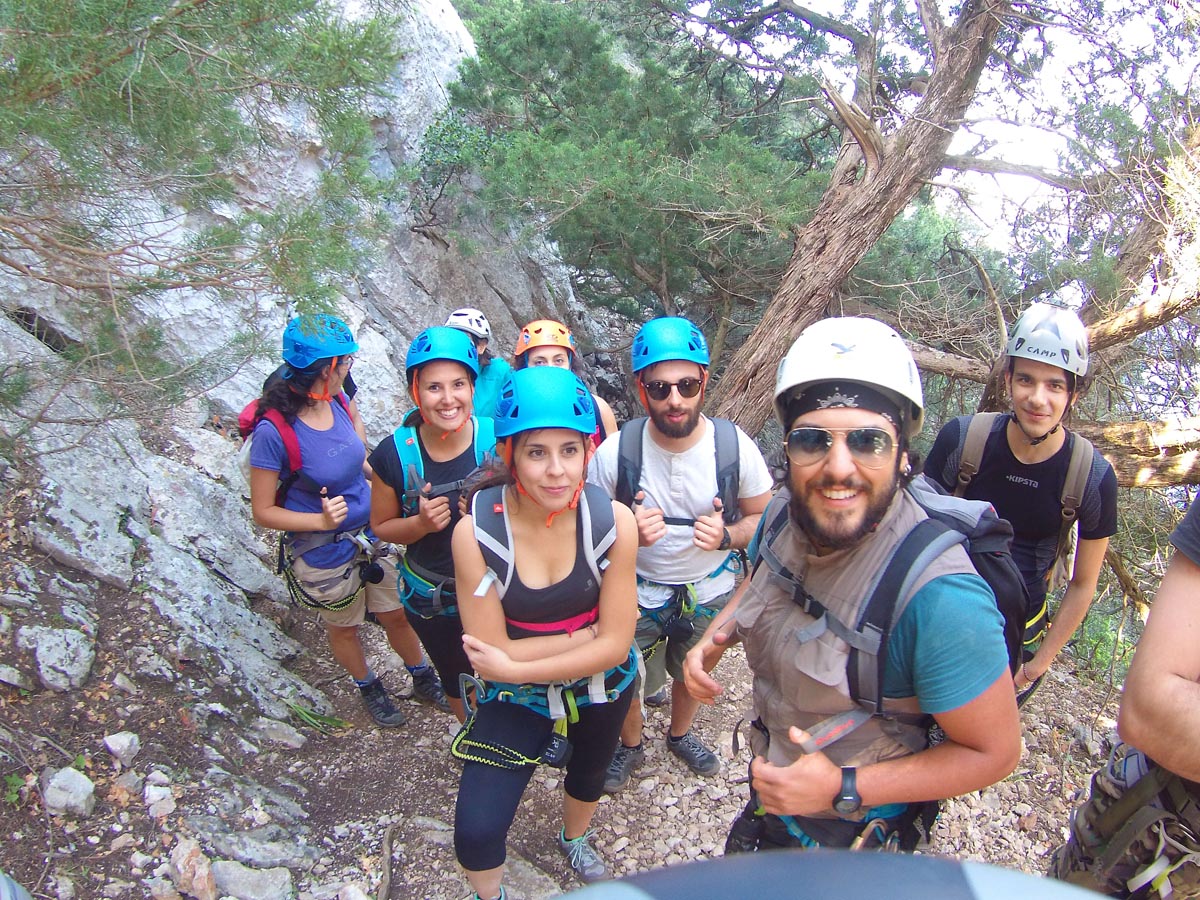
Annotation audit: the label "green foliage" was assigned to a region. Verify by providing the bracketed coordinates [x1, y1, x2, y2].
[3, 773, 23, 806]
[0, 0, 406, 440]
[447, 0, 829, 339]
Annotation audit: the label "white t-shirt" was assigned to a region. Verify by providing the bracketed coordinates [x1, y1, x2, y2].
[589, 416, 773, 608]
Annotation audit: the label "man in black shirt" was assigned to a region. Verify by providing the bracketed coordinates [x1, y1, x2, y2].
[925, 304, 1117, 694]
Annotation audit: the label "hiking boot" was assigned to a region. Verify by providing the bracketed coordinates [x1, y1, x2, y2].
[410, 667, 451, 713]
[644, 686, 669, 708]
[558, 829, 608, 883]
[602, 742, 645, 793]
[667, 731, 720, 776]
[359, 678, 405, 727]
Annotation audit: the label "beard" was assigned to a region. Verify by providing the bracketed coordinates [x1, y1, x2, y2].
[788, 469, 899, 551]
[648, 402, 702, 439]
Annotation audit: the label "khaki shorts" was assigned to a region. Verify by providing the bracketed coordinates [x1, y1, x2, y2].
[635, 589, 730, 696]
[288, 544, 402, 628]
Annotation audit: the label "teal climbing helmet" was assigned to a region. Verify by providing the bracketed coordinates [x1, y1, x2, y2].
[405, 326, 480, 383]
[630, 317, 709, 373]
[494, 367, 595, 438]
[281, 314, 359, 369]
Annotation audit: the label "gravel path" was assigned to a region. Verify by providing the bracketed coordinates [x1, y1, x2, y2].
[291, 630, 1123, 900]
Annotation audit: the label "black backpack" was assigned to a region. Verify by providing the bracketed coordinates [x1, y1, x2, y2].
[614, 416, 742, 524]
[754, 474, 1026, 748]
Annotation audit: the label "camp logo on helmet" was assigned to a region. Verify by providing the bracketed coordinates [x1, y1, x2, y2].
[831, 342, 856, 356]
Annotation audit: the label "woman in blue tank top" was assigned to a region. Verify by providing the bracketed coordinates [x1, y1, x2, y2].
[247, 315, 443, 728]
[450, 366, 638, 899]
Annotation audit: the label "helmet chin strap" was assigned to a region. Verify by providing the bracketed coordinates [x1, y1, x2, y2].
[503, 437, 591, 528]
[305, 357, 339, 402]
[1010, 410, 1062, 447]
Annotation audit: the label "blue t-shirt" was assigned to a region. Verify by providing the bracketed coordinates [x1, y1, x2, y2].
[472, 357, 512, 420]
[249, 400, 370, 568]
[885, 573, 1009, 713]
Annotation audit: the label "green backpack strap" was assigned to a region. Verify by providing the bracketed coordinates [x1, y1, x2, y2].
[1047, 432, 1094, 592]
[954, 412, 1002, 497]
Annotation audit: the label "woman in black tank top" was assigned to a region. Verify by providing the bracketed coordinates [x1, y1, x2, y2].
[451, 367, 638, 899]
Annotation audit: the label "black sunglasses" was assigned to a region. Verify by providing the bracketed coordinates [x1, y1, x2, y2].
[785, 426, 896, 469]
[642, 377, 703, 402]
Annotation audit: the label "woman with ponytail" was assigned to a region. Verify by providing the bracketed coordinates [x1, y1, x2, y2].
[248, 315, 445, 727]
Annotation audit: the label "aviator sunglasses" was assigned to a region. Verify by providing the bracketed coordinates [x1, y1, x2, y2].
[642, 377, 703, 402]
[785, 426, 896, 469]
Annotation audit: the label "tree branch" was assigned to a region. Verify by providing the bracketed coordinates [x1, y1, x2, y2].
[1087, 289, 1200, 352]
[940, 154, 1089, 191]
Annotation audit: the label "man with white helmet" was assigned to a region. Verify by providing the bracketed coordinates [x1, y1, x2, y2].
[924, 303, 1117, 697]
[684, 317, 1020, 852]
[446, 307, 511, 418]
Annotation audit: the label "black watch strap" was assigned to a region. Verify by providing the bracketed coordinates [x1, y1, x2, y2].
[833, 766, 862, 814]
[718, 527, 732, 551]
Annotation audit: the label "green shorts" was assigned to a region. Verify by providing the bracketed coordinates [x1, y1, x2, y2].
[635, 589, 731, 695]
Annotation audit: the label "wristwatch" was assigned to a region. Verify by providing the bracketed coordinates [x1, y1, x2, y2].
[718, 527, 732, 551]
[832, 766, 862, 815]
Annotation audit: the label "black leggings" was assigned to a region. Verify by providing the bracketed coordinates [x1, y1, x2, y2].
[406, 611, 469, 699]
[454, 686, 634, 871]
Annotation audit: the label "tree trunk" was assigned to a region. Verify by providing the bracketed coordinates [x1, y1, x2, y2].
[711, 0, 1011, 434]
[1073, 416, 1200, 487]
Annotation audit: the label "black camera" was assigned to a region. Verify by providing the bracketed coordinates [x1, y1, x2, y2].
[541, 731, 573, 768]
[359, 560, 385, 584]
[664, 613, 694, 643]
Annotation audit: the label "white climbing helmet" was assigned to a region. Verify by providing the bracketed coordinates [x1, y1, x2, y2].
[1006, 302, 1089, 377]
[445, 307, 492, 340]
[774, 317, 924, 438]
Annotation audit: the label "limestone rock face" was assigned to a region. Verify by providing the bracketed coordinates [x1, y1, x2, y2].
[0, 0, 603, 718]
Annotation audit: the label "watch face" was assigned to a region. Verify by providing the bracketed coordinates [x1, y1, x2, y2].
[833, 796, 862, 815]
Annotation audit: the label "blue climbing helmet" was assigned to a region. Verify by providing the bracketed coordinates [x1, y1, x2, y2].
[405, 327, 481, 384]
[630, 317, 710, 373]
[281, 314, 359, 369]
[494, 367, 596, 438]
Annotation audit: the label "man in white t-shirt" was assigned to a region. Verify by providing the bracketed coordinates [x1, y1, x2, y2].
[589, 317, 772, 792]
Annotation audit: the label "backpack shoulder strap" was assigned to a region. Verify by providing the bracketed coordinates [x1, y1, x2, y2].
[472, 415, 496, 466]
[711, 417, 742, 523]
[579, 483, 618, 584]
[849, 517, 968, 716]
[472, 485, 515, 599]
[751, 492, 792, 577]
[393, 422, 424, 513]
[615, 418, 648, 509]
[1060, 431, 1094, 526]
[955, 412, 1002, 497]
[334, 392, 351, 415]
[261, 408, 301, 475]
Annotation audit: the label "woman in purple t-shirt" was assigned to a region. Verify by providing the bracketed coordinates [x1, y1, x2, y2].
[248, 315, 446, 727]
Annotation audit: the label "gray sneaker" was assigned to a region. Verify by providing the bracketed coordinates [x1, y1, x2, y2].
[558, 829, 608, 883]
[359, 678, 405, 727]
[644, 687, 669, 707]
[410, 667, 451, 713]
[667, 731, 719, 775]
[602, 742, 645, 793]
